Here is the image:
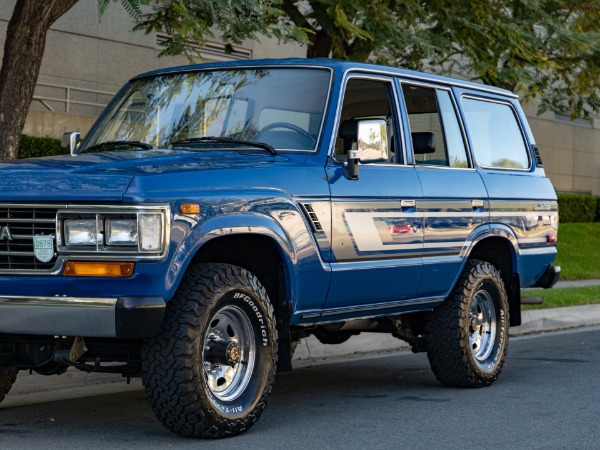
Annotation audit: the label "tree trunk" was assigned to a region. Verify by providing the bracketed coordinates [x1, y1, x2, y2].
[0, 0, 78, 161]
[307, 31, 333, 58]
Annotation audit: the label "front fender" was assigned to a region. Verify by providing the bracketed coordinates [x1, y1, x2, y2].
[163, 193, 330, 315]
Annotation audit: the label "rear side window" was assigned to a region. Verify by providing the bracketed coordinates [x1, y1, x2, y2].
[462, 98, 530, 169]
[402, 84, 468, 168]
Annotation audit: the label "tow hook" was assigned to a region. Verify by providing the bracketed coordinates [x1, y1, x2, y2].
[53, 336, 88, 365]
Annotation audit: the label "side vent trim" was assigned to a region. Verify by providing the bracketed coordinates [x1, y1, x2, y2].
[533, 145, 543, 167]
[300, 203, 324, 234]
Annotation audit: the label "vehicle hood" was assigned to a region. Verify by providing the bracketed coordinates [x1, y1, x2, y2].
[0, 150, 303, 201]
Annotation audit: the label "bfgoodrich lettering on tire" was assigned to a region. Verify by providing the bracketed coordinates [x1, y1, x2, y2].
[142, 263, 278, 438]
[425, 259, 509, 388]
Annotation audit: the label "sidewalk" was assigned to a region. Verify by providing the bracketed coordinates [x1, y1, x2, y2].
[4, 301, 600, 408]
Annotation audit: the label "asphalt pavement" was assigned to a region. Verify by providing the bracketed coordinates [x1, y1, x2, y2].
[1, 327, 600, 449]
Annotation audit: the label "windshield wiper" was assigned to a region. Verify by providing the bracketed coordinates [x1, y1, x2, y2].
[170, 136, 276, 155]
[80, 140, 153, 154]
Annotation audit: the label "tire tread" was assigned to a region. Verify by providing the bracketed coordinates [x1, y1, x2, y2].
[142, 263, 277, 438]
[425, 259, 509, 388]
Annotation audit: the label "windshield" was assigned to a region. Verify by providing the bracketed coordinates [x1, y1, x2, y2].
[84, 68, 331, 152]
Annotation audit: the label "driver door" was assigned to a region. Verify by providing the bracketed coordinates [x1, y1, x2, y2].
[324, 75, 424, 312]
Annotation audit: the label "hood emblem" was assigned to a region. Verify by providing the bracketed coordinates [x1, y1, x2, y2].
[0, 225, 12, 241]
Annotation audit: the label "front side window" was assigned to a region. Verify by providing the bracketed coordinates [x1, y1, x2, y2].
[334, 78, 400, 163]
[402, 84, 469, 168]
[84, 68, 331, 152]
[461, 98, 530, 169]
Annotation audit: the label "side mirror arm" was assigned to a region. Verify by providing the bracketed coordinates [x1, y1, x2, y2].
[345, 148, 359, 180]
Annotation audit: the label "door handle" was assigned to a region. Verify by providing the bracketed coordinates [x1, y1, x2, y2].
[401, 200, 416, 208]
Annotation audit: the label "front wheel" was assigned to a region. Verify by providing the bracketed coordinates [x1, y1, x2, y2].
[142, 263, 278, 438]
[425, 259, 509, 387]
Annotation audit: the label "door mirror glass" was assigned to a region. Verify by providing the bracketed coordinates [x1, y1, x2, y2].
[357, 119, 388, 162]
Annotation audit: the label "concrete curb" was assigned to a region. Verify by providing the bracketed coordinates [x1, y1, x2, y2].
[293, 304, 600, 361]
[517, 304, 600, 335]
[4, 303, 600, 407]
[552, 279, 600, 289]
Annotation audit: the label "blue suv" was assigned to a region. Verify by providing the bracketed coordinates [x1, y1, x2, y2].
[0, 58, 559, 438]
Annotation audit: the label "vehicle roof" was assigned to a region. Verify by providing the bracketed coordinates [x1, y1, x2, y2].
[131, 58, 517, 98]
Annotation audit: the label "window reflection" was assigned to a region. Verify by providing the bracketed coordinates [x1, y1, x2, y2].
[87, 69, 331, 152]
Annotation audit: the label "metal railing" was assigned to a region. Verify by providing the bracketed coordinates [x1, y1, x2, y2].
[32, 82, 116, 113]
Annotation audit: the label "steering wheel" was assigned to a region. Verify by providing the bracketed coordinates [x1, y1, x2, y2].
[258, 122, 315, 145]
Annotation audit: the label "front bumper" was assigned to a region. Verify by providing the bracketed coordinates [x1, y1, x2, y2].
[0, 295, 165, 339]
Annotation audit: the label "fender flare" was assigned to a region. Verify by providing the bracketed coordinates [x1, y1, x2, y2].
[164, 205, 321, 303]
[463, 223, 519, 272]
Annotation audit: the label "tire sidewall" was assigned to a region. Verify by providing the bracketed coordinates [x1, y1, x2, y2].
[465, 276, 508, 376]
[199, 287, 276, 420]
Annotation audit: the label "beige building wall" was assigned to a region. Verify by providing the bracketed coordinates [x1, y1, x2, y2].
[0, 0, 306, 136]
[524, 103, 600, 195]
[21, 110, 97, 139]
[2, 1, 599, 194]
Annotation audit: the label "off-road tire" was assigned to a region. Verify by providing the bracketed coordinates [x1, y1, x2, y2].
[142, 263, 278, 438]
[425, 259, 509, 388]
[0, 369, 17, 404]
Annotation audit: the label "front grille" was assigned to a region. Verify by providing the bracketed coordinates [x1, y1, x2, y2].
[0, 206, 58, 271]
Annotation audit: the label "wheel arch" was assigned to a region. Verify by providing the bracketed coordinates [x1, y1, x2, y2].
[166, 212, 300, 304]
[180, 218, 301, 372]
[466, 232, 521, 327]
[192, 233, 291, 308]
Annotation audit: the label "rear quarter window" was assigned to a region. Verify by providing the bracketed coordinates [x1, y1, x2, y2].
[461, 97, 530, 169]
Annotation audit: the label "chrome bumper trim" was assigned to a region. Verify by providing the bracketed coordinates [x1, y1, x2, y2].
[0, 295, 117, 337]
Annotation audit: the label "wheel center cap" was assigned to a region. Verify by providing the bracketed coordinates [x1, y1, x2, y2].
[227, 343, 239, 364]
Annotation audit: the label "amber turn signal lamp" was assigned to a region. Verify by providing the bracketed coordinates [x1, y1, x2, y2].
[63, 261, 135, 277]
[180, 204, 200, 214]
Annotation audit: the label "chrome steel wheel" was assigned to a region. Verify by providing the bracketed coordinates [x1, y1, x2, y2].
[142, 264, 277, 438]
[202, 305, 256, 402]
[469, 289, 497, 364]
[426, 260, 508, 387]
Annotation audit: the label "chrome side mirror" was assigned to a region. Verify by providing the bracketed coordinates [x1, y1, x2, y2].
[357, 119, 388, 163]
[61, 132, 80, 156]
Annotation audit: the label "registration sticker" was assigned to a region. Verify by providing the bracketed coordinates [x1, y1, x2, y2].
[33, 235, 54, 263]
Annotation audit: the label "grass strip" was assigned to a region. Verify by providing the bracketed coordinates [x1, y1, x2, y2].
[555, 223, 600, 280]
[523, 285, 600, 310]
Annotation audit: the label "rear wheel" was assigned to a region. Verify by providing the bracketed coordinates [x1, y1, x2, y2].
[425, 259, 509, 387]
[142, 263, 278, 438]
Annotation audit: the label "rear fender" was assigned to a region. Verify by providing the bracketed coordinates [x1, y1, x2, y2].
[464, 223, 519, 271]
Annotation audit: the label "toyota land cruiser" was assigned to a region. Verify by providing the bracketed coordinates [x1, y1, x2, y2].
[0, 58, 559, 438]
